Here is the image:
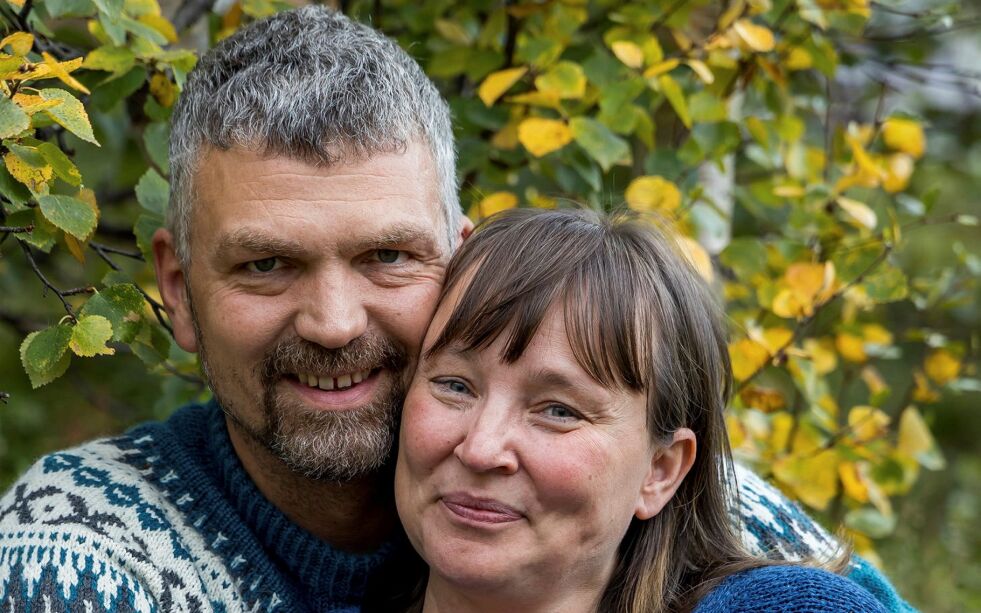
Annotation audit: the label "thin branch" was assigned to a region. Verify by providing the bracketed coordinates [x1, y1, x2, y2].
[735, 244, 894, 393]
[18, 239, 85, 321]
[87, 241, 174, 335]
[0, 224, 33, 233]
[89, 241, 144, 261]
[651, 0, 689, 30]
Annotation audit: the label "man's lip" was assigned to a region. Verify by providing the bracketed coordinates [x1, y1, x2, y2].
[440, 492, 524, 524]
[283, 368, 383, 411]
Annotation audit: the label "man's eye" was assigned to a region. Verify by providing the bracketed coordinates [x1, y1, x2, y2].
[375, 249, 406, 264]
[245, 257, 281, 273]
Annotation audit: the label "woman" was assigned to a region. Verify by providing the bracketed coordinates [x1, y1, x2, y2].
[391, 209, 884, 612]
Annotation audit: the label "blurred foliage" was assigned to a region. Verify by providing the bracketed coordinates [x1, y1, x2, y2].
[0, 0, 978, 609]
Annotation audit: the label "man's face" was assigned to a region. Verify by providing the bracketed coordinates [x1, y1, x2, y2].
[154, 143, 460, 481]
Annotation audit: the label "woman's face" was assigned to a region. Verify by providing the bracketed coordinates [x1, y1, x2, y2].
[395, 301, 679, 602]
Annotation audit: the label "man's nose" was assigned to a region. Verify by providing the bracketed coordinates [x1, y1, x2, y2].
[453, 401, 519, 475]
[294, 268, 369, 349]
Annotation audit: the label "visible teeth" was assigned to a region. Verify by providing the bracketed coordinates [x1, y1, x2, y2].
[352, 371, 363, 384]
[318, 376, 334, 391]
[308, 374, 318, 387]
[337, 374, 352, 389]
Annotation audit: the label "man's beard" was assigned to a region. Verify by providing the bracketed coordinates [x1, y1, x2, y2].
[191, 309, 409, 482]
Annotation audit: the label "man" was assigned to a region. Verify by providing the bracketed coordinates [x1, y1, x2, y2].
[0, 6, 912, 612]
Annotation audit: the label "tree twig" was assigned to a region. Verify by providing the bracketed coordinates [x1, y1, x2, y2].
[18, 239, 92, 321]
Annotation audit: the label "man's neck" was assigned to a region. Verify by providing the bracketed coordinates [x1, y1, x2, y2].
[225, 416, 397, 552]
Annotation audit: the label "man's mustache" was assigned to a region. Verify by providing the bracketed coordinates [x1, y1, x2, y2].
[259, 334, 409, 381]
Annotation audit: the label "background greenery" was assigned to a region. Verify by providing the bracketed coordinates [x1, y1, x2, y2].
[0, 0, 977, 610]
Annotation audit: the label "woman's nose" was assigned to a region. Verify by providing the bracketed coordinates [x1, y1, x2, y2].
[453, 402, 519, 475]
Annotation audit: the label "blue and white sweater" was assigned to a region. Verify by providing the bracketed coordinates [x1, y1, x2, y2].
[0, 399, 914, 611]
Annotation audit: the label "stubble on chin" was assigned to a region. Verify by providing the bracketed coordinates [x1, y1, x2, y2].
[190, 299, 410, 483]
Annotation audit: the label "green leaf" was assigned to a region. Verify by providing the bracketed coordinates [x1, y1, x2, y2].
[534, 61, 587, 99]
[142, 122, 169, 174]
[39, 89, 99, 145]
[83, 45, 136, 75]
[19, 324, 73, 388]
[569, 117, 630, 172]
[863, 265, 908, 303]
[721, 238, 769, 279]
[3, 209, 57, 251]
[37, 142, 82, 186]
[44, 0, 97, 18]
[37, 194, 98, 240]
[70, 315, 115, 357]
[0, 97, 31, 139]
[134, 211, 164, 261]
[120, 14, 168, 46]
[844, 508, 896, 539]
[91, 66, 147, 112]
[135, 168, 169, 215]
[81, 283, 147, 343]
[658, 75, 691, 129]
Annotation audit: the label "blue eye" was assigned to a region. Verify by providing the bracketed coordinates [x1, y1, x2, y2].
[247, 257, 280, 273]
[542, 404, 581, 421]
[436, 378, 470, 395]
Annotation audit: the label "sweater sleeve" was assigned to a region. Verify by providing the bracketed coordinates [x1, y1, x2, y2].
[695, 565, 888, 613]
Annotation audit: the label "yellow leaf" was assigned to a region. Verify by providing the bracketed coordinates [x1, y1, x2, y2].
[785, 46, 813, 71]
[678, 236, 714, 282]
[41, 52, 90, 95]
[139, 14, 179, 45]
[642, 59, 680, 79]
[837, 197, 877, 230]
[527, 192, 556, 209]
[624, 175, 681, 214]
[761, 327, 793, 354]
[718, 0, 746, 30]
[804, 338, 838, 375]
[685, 59, 714, 84]
[860, 365, 888, 396]
[534, 61, 586, 99]
[882, 153, 914, 193]
[773, 184, 805, 198]
[64, 232, 87, 264]
[476, 192, 518, 218]
[726, 414, 747, 449]
[739, 385, 785, 413]
[149, 72, 176, 108]
[517, 117, 573, 157]
[729, 338, 771, 381]
[882, 117, 925, 158]
[772, 288, 806, 318]
[924, 349, 961, 385]
[507, 91, 562, 109]
[3, 152, 52, 193]
[611, 41, 644, 69]
[490, 120, 520, 150]
[782, 261, 834, 316]
[670, 28, 693, 52]
[478, 67, 528, 107]
[836, 332, 867, 363]
[861, 323, 893, 345]
[912, 371, 940, 404]
[0, 32, 34, 56]
[12, 93, 61, 115]
[848, 406, 890, 443]
[732, 19, 775, 53]
[770, 412, 794, 453]
[773, 449, 839, 510]
[839, 462, 869, 503]
[897, 407, 936, 459]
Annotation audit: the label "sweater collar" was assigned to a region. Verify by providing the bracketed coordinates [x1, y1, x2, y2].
[198, 398, 395, 608]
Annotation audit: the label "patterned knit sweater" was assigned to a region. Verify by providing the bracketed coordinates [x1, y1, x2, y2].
[0, 399, 914, 612]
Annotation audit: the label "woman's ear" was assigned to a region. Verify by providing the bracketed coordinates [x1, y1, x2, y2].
[634, 428, 696, 520]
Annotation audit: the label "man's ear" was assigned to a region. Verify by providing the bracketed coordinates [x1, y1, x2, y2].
[152, 228, 198, 353]
[634, 428, 697, 520]
[456, 216, 474, 247]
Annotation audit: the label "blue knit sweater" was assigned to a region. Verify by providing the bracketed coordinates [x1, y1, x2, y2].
[0, 399, 915, 611]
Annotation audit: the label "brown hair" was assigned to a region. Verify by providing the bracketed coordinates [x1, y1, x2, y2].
[425, 207, 759, 612]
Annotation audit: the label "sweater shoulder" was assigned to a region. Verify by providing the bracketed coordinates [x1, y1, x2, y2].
[696, 565, 887, 613]
[0, 425, 239, 612]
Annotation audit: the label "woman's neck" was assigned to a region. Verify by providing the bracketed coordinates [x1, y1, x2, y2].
[421, 574, 605, 613]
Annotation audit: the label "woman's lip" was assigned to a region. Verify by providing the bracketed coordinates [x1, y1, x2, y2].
[440, 492, 524, 524]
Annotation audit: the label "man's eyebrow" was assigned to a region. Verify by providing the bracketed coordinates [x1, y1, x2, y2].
[349, 223, 441, 253]
[214, 229, 308, 258]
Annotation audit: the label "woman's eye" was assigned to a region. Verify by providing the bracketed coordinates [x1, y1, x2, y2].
[246, 257, 281, 273]
[541, 404, 581, 421]
[375, 249, 406, 264]
[435, 378, 470, 395]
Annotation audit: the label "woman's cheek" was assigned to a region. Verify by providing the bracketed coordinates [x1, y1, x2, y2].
[402, 392, 460, 471]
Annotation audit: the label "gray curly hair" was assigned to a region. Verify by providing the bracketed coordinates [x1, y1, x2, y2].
[168, 6, 460, 267]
